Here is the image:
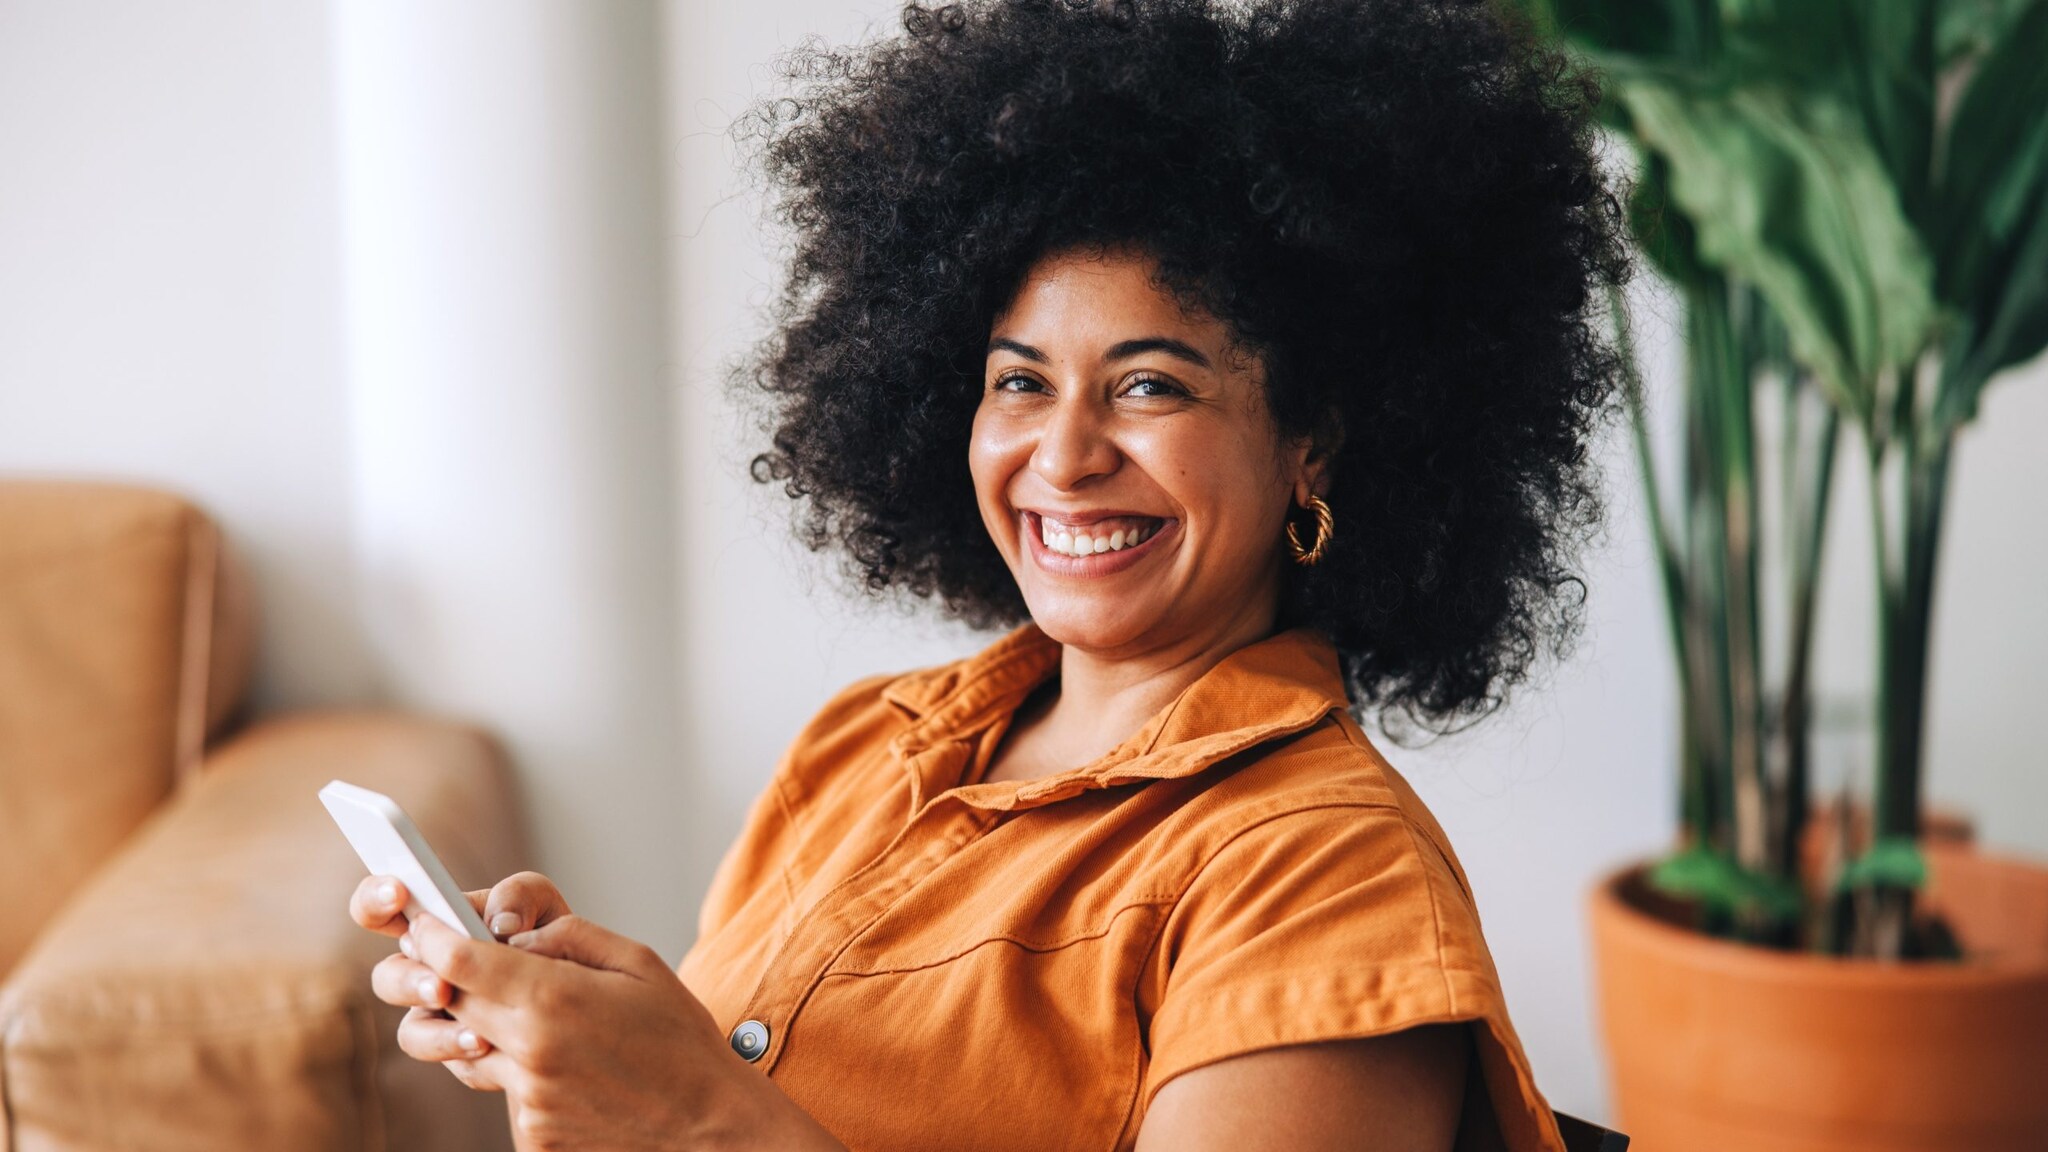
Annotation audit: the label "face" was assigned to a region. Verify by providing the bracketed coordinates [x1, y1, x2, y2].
[970, 246, 1321, 658]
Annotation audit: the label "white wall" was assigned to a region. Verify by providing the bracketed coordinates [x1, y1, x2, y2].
[0, 0, 371, 710]
[3, 0, 2042, 1128]
[331, 0, 686, 954]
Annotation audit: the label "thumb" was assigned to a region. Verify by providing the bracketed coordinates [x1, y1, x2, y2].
[507, 915, 662, 978]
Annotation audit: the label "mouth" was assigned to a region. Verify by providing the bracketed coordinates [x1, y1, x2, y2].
[1021, 510, 1175, 573]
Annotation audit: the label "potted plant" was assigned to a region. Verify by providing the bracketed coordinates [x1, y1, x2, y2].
[1501, 1, 2048, 1148]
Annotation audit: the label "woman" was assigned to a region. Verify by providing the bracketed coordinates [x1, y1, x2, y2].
[349, 1, 1628, 1148]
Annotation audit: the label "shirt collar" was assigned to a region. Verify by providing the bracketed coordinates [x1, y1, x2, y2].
[882, 621, 1351, 812]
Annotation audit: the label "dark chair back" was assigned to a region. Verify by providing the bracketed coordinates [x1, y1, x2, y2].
[1554, 1110, 1629, 1152]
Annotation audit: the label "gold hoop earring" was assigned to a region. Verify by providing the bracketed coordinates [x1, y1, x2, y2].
[1286, 494, 1334, 566]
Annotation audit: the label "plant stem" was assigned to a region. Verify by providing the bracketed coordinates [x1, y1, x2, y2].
[1725, 286, 1768, 881]
[1775, 392, 1837, 883]
[1694, 280, 1767, 884]
[1864, 363, 1913, 959]
[1888, 431, 1950, 845]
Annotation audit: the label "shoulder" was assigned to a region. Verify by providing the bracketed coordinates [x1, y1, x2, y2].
[1143, 720, 1564, 1150]
[768, 664, 930, 799]
[784, 670, 908, 763]
[1139, 712, 1517, 1083]
[1184, 711, 1482, 914]
[689, 658, 955, 943]
[1158, 728, 1495, 995]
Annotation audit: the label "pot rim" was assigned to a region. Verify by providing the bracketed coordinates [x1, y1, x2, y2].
[1589, 858, 2048, 988]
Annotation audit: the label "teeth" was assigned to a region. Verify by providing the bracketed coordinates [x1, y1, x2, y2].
[1035, 517, 1160, 557]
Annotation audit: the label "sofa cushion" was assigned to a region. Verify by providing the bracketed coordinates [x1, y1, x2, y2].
[0, 713, 526, 1152]
[0, 481, 255, 979]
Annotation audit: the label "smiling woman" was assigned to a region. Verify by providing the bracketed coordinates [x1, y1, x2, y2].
[348, 1, 1629, 1149]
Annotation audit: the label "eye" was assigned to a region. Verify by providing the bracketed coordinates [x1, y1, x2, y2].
[991, 372, 1048, 394]
[1122, 373, 1186, 399]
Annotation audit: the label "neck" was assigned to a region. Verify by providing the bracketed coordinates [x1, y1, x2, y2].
[1033, 580, 1285, 774]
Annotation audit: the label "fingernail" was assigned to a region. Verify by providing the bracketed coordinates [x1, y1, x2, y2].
[398, 933, 416, 960]
[377, 880, 399, 907]
[490, 912, 521, 937]
[458, 1029, 486, 1055]
[418, 976, 442, 1007]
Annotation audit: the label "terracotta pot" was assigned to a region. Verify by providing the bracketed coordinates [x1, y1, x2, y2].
[1589, 844, 2048, 1151]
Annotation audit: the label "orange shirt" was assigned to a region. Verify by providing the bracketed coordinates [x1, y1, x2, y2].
[679, 623, 1565, 1151]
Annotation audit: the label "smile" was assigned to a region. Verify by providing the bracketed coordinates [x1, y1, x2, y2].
[1036, 513, 1162, 556]
[1022, 511, 1174, 573]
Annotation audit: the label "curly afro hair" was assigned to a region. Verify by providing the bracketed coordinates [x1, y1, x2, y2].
[742, 0, 1631, 734]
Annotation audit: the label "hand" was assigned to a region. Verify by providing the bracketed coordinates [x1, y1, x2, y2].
[403, 910, 847, 1151]
[349, 870, 573, 942]
[348, 872, 573, 1092]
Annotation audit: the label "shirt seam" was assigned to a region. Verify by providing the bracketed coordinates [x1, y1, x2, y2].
[752, 811, 998, 1067]
[1331, 714, 1479, 906]
[1162, 796, 1410, 914]
[822, 899, 1169, 979]
[1398, 813, 1460, 1017]
[770, 772, 804, 915]
[1140, 984, 1503, 1116]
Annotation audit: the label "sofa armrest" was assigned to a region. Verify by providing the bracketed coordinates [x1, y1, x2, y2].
[0, 713, 530, 1152]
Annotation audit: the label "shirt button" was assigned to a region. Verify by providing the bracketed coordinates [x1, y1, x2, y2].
[730, 1019, 769, 1062]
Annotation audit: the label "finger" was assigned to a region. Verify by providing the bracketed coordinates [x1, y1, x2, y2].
[508, 914, 667, 979]
[460, 1048, 523, 1094]
[446, 1051, 517, 1094]
[408, 912, 529, 1036]
[372, 952, 458, 1011]
[482, 871, 573, 940]
[397, 1005, 496, 1063]
[350, 876, 412, 937]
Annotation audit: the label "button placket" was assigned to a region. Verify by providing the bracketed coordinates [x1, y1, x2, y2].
[733, 799, 995, 1071]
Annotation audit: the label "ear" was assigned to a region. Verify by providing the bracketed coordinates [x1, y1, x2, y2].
[1290, 408, 1344, 504]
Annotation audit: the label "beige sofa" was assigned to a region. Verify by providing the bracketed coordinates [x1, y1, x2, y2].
[0, 481, 525, 1151]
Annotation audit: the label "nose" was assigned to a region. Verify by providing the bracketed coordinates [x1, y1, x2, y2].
[1029, 391, 1120, 489]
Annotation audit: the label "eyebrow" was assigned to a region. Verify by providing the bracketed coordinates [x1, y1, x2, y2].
[986, 336, 1212, 369]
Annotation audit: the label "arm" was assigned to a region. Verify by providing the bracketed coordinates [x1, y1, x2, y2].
[1136, 1025, 1470, 1152]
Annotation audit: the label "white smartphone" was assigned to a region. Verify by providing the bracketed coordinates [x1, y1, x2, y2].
[319, 779, 494, 942]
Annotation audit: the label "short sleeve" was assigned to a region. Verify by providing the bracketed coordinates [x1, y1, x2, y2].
[1142, 805, 1565, 1152]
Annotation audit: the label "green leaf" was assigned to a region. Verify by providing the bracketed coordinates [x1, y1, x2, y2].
[1859, 2, 1938, 220]
[1835, 835, 1930, 891]
[1720, 0, 1857, 79]
[1932, 0, 2048, 423]
[1524, 0, 1712, 61]
[1626, 153, 1711, 288]
[1716, 1, 1936, 218]
[1650, 846, 1738, 901]
[1618, 78, 1939, 431]
[1938, 0, 2041, 64]
[1650, 846, 1806, 921]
